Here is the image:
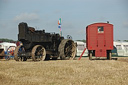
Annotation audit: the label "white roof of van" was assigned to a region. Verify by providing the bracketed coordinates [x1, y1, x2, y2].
[114, 41, 128, 45]
[0, 42, 16, 46]
[121, 42, 128, 45]
[75, 41, 86, 44]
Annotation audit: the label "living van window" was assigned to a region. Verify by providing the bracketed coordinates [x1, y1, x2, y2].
[98, 26, 104, 33]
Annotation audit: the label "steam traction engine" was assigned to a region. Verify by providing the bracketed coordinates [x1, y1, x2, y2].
[14, 22, 76, 61]
[86, 22, 113, 60]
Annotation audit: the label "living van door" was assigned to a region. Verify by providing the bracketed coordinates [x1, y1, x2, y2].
[96, 26, 106, 57]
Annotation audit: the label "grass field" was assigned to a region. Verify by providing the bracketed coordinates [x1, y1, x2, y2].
[0, 57, 128, 85]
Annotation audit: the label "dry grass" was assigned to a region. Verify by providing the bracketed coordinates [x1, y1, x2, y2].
[0, 57, 128, 85]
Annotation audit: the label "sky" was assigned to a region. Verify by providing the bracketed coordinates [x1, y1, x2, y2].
[0, 0, 128, 41]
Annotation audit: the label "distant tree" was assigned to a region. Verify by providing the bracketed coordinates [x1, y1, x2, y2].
[116, 40, 121, 41]
[0, 38, 16, 43]
[123, 40, 128, 42]
[76, 39, 86, 42]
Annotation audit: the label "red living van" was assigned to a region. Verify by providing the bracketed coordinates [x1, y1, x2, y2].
[86, 22, 113, 60]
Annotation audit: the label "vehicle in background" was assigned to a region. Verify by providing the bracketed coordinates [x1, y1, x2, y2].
[75, 41, 88, 57]
[0, 42, 16, 59]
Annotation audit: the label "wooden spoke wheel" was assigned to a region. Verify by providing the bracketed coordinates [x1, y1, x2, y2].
[14, 45, 27, 61]
[31, 45, 46, 61]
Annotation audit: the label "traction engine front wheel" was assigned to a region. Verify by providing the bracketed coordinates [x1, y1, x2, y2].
[31, 45, 46, 61]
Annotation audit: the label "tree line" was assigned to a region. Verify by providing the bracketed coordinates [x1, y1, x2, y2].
[0, 38, 16, 43]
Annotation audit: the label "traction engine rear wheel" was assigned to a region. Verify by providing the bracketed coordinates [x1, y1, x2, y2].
[32, 45, 46, 61]
[58, 39, 76, 60]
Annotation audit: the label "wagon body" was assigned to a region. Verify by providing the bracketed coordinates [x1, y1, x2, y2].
[86, 23, 113, 59]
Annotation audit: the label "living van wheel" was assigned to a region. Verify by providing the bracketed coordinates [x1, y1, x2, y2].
[58, 39, 76, 60]
[89, 51, 92, 60]
[32, 45, 46, 61]
[107, 51, 112, 60]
